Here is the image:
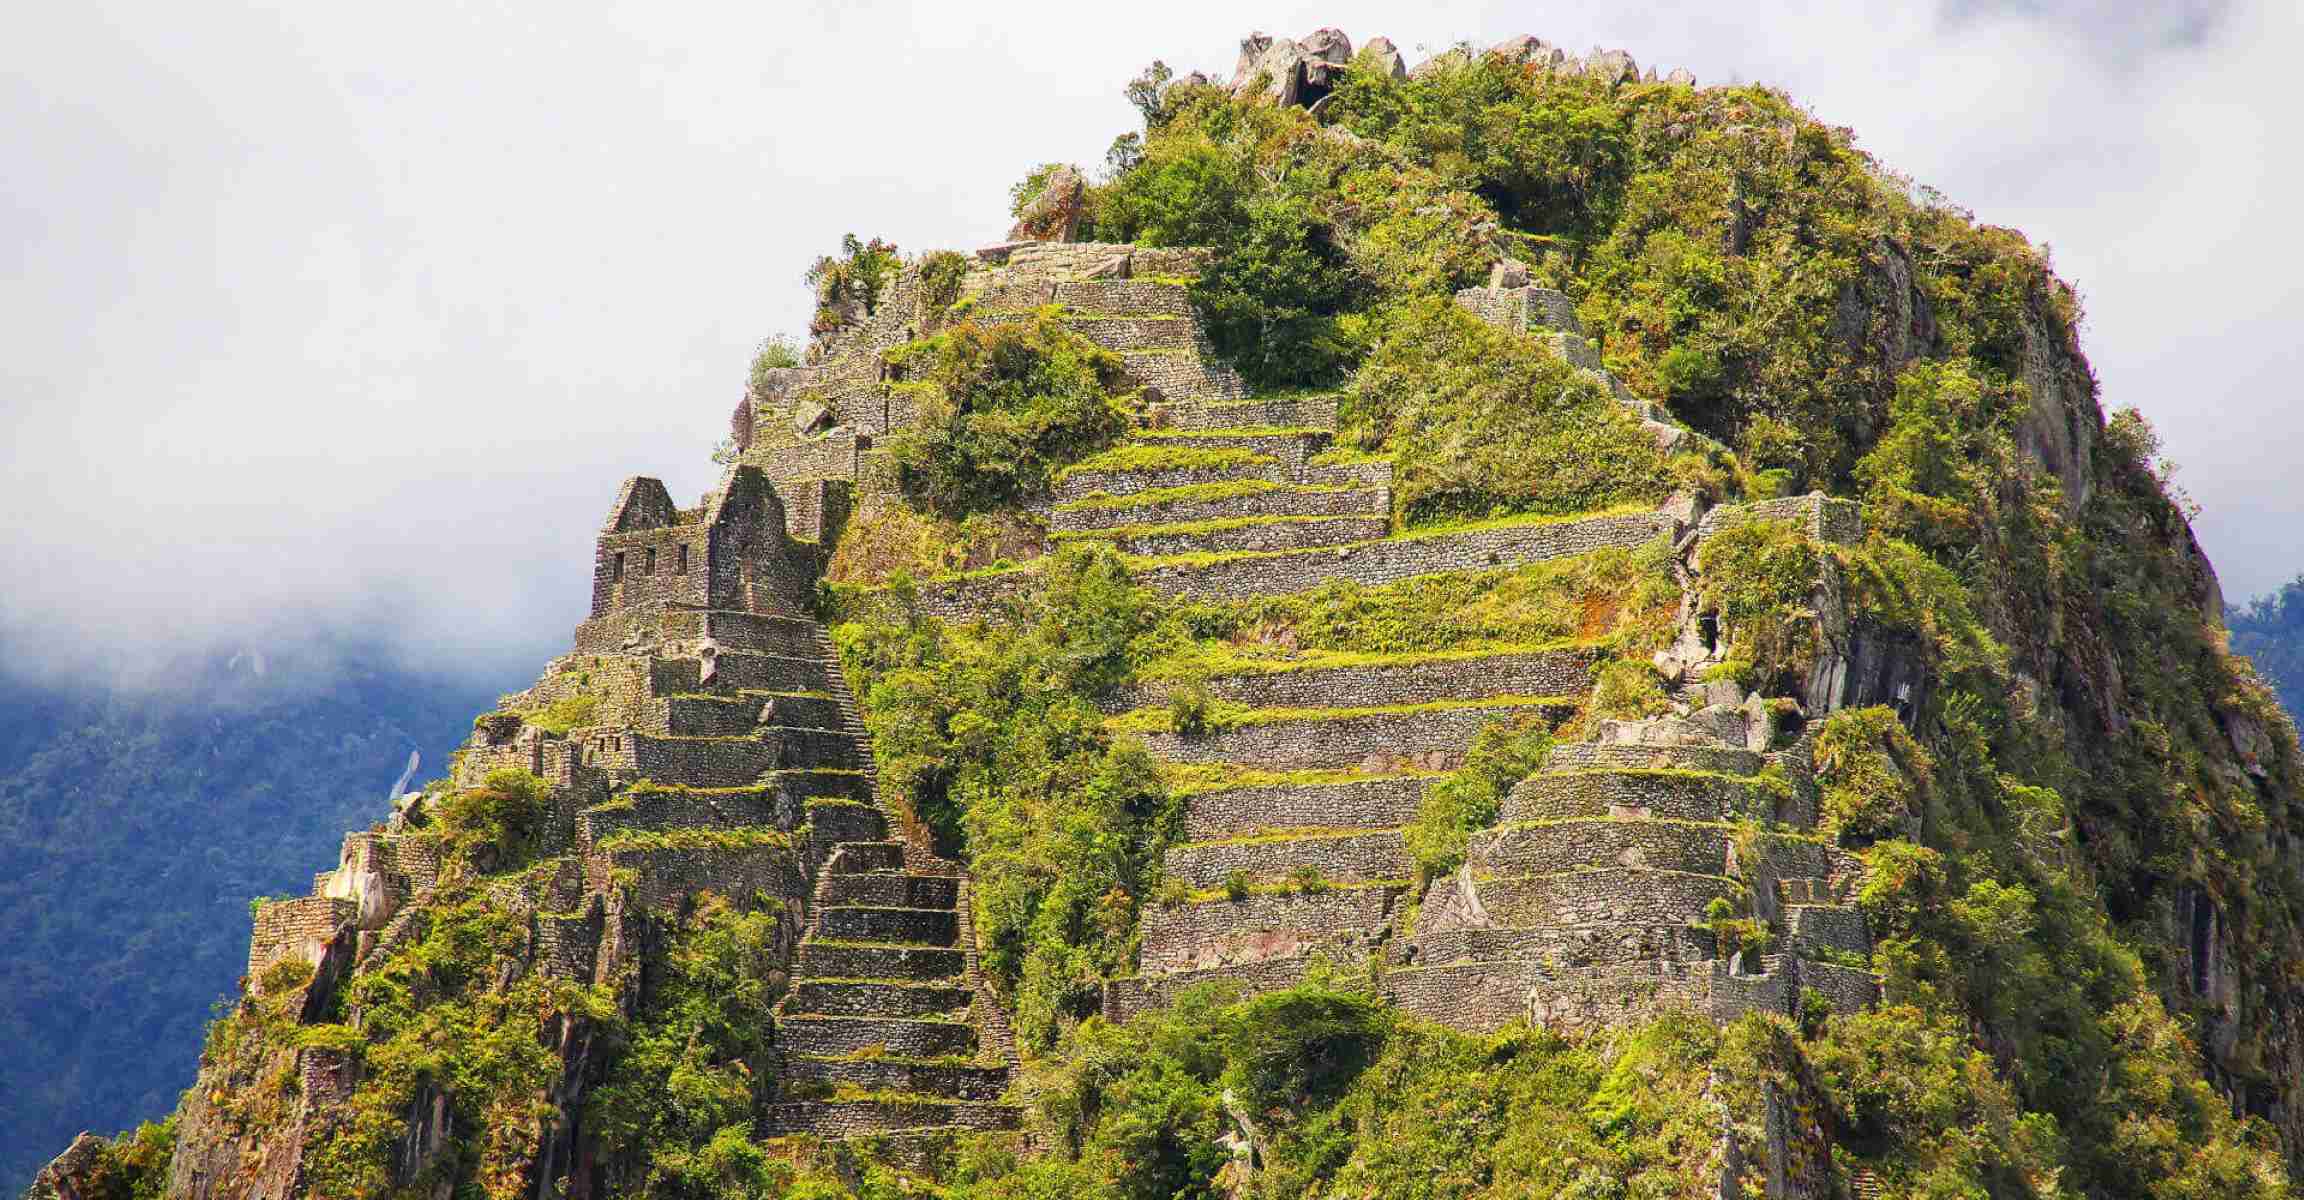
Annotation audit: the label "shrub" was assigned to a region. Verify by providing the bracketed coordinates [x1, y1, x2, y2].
[806, 233, 901, 336]
[1288, 864, 1328, 895]
[257, 957, 317, 997]
[882, 314, 1137, 516]
[431, 769, 551, 870]
[1223, 870, 1252, 901]
[1343, 298, 1673, 527]
[1813, 707, 1930, 842]
[1167, 681, 1213, 737]
[745, 334, 801, 396]
[1406, 714, 1554, 879]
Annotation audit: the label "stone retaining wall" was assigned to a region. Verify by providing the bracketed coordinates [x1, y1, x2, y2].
[1053, 461, 1284, 504]
[1049, 483, 1383, 534]
[819, 906, 959, 943]
[588, 844, 803, 914]
[1697, 493, 1863, 547]
[1075, 513, 1384, 558]
[786, 980, 970, 1018]
[1785, 905, 1870, 956]
[1138, 886, 1403, 972]
[1139, 703, 1570, 770]
[578, 786, 789, 848]
[1163, 829, 1409, 889]
[1544, 741, 1765, 776]
[1502, 769, 1789, 824]
[248, 897, 357, 978]
[1182, 776, 1430, 841]
[1112, 648, 1598, 713]
[797, 942, 963, 981]
[1406, 922, 1719, 972]
[1471, 868, 1737, 928]
[778, 1014, 977, 1059]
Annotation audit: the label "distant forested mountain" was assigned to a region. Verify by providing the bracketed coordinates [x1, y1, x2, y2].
[2233, 576, 2304, 720]
[0, 649, 492, 1192]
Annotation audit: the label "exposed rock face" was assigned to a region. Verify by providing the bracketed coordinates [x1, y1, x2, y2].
[1008, 163, 1086, 242]
[1229, 30, 1353, 107]
[1362, 35, 1406, 79]
[2013, 292, 2099, 512]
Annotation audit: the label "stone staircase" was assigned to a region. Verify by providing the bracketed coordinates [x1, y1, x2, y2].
[442, 605, 1023, 1144]
[765, 625, 1022, 1140]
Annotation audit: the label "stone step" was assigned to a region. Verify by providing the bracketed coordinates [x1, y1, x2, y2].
[1469, 868, 1740, 929]
[782, 1056, 1011, 1102]
[624, 728, 867, 787]
[1126, 428, 1333, 465]
[760, 1098, 1022, 1137]
[1541, 741, 1765, 777]
[1177, 773, 1433, 842]
[1138, 883, 1406, 974]
[1064, 315, 1199, 353]
[798, 941, 965, 981]
[1163, 829, 1409, 890]
[1117, 508, 1672, 603]
[817, 906, 960, 945]
[826, 842, 907, 875]
[580, 784, 788, 848]
[1468, 820, 1834, 881]
[1052, 455, 1290, 504]
[784, 979, 973, 1019]
[804, 799, 889, 855]
[656, 691, 847, 737]
[778, 1014, 978, 1060]
[658, 610, 829, 658]
[1119, 350, 1248, 404]
[1048, 481, 1384, 534]
[1056, 512, 1389, 559]
[1132, 698, 1576, 771]
[1784, 904, 1870, 958]
[1406, 922, 1720, 972]
[1501, 768, 1791, 826]
[650, 651, 835, 697]
[1150, 393, 1340, 433]
[819, 873, 960, 910]
[1115, 646, 1600, 714]
[1104, 957, 1328, 1024]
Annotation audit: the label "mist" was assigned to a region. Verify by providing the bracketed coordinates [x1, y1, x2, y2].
[4, 0, 2296, 693]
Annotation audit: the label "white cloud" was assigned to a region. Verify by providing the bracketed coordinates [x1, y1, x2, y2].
[3, 0, 2297, 688]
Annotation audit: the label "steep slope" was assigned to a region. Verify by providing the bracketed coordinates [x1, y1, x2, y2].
[29, 27, 2304, 1200]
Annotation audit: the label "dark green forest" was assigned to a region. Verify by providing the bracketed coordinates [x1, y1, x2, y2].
[0, 651, 491, 1193]
[2234, 576, 2304, 721]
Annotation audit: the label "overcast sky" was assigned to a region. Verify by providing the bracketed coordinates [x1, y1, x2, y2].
[3, 0, 2297, 689]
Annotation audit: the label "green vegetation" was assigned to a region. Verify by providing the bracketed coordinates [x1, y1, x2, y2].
[585, 894, 791, 1199]
[1053, 442, 1272, 480]
[1405, 714, 1554, 879]
[806, 233, 901, 337]
[834, 547, 1181, 1050]
[883, 313, 1139, 515]
[1343, 296, 1674, 525]
[430, 769, 550, 871]
[2232, 576, 2304, 719]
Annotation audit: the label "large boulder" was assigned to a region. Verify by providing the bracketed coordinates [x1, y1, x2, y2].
[1362, 35, 1407, 79]
[1230, 28, 1356, 107]
[1008, 164, 1086, 242]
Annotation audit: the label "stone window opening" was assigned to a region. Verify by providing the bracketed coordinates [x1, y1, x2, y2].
[644, 546, 658, 575]
[610, 552, 626, 583]
[675, 544, 689, 574]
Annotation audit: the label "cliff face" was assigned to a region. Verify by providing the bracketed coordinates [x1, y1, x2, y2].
[31, 28, 2304, 1200]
